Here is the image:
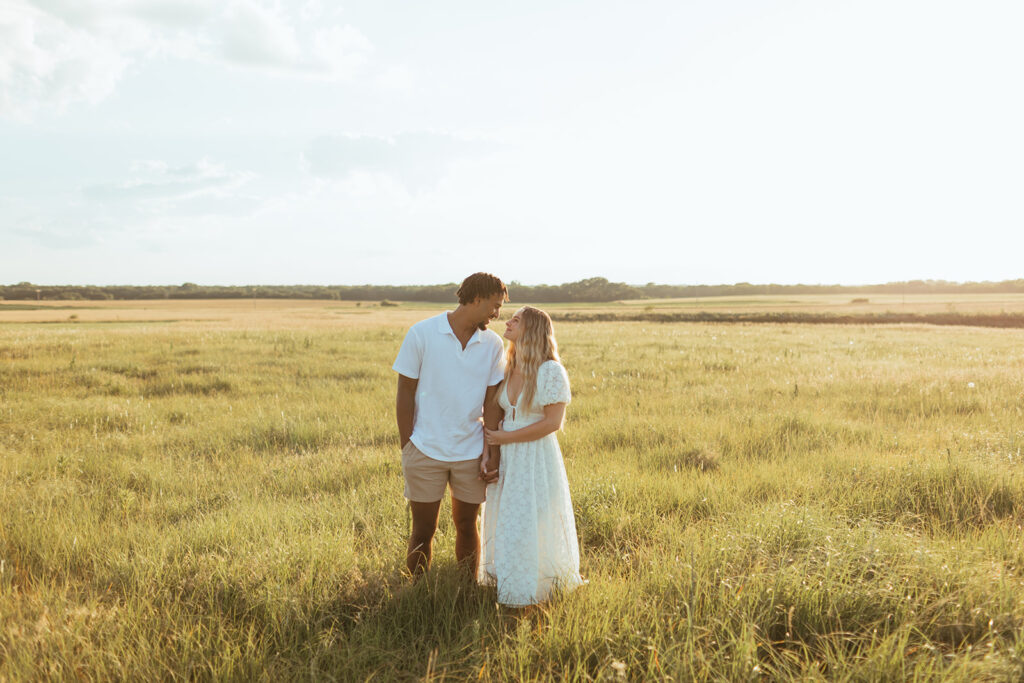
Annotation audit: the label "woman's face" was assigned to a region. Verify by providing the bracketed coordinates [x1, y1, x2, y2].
[503, 308, 526, 342]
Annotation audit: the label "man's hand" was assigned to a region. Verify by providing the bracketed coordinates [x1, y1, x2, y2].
[479, 451, 500, 483]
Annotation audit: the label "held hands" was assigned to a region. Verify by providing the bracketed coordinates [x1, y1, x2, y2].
[478, 428, 499, 483]
[479, 452, 500, 484]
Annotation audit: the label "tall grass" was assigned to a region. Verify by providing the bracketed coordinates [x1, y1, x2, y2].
[2, 318, 1024, 680]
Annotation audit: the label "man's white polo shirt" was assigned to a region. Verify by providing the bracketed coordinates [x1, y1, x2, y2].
[393, 312, 505, 462]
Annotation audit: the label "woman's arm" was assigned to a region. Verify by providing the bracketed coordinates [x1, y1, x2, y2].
[484, 402, 566, 445]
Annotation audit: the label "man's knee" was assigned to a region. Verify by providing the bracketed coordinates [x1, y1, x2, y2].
[451, 499, 480, 533]
[409, 524, 437, 545]
[454, 521, 478, 539]
[409, 500, 441, 538]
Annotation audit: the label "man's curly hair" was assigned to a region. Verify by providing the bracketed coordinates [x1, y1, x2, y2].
[456, 272, 509, 305]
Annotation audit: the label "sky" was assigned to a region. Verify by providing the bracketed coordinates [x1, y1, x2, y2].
[1, 0, 1022, 286]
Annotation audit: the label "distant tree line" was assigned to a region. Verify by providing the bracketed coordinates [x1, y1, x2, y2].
[2, 277, 1024, 303]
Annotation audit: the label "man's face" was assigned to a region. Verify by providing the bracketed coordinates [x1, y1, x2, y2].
[472, 293, 506, 330]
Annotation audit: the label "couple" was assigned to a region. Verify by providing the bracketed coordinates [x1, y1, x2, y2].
[392, 272, 584, 607]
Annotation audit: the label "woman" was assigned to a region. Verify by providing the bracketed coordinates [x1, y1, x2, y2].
[478, 306, 584, 607]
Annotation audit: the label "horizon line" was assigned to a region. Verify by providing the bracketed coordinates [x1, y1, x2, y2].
[4, 277, 1024, 289]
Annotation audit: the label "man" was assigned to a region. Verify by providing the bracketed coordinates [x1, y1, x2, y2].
[393, 272, 508, 577]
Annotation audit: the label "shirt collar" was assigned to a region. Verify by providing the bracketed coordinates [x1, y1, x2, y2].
[438, 312, 482, 345]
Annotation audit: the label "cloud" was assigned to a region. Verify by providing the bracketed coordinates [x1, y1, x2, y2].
[25, 0, 212, 30]
[2, 192, 106, 249]
[303, 133, 492, 191]
[310, 24, 372, 76]
[6, 157, 259, 251]
[221, 2, 301, 68]
[83, 158, 256, 203]
[221, 2, 371, 76]
[10, 222, 103, 249]
[125, 1, 211, 29]
[0, 2, 131, 117]
[0, 0, 374, 117]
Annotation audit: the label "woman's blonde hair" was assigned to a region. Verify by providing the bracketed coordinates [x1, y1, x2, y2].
[497, 306, 559, 410]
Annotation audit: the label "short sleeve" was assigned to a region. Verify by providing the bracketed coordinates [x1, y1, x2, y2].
[538, 361, 571, 406]
[488, 339, 506, 386]
[392, 327, 423, 379]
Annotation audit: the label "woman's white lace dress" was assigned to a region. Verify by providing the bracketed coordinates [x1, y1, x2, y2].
[478, 360, 584, 606]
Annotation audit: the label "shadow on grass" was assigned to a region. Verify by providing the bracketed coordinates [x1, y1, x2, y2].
[327, 563, 497, 679]
[112, 558, 498, 679]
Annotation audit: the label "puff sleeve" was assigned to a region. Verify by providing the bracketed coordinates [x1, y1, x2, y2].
[537, 361, 571, 406]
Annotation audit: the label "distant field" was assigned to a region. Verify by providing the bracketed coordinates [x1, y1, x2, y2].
[3, 303, 1024, 679]
[4, 293, 1024, 326]
[607, 293, 1024, 315]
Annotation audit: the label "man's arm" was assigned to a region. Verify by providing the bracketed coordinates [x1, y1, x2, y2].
[480, 384, 503, 482]
[396, 374, 418, 448]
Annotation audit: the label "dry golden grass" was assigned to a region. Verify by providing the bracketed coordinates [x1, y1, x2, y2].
[0, 299, 432, 329]
[5, 293, 1024, 327]
[2, 301, 1024, 680]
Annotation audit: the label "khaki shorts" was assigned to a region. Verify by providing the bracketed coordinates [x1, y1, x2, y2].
[401, 440, 486, 504]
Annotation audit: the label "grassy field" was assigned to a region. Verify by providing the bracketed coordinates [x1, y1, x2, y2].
[3, 300, 1024, 680]
[6, 291, 1024, 324]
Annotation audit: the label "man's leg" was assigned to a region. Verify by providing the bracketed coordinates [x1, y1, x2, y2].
[451, 497, 481, 577]
[402, 441, 448, 577]
[407, 500, 442, 576]
[449, 454, 487, 578]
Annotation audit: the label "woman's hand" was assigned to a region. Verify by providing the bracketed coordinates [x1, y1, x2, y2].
[484, 427, 513, 446]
